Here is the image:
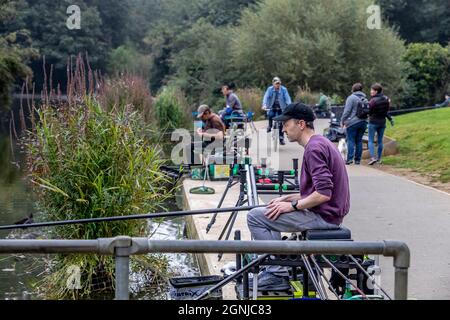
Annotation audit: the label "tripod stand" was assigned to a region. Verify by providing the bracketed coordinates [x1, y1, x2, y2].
[217, 164, 258, 261]
[205, 164, 240, 233]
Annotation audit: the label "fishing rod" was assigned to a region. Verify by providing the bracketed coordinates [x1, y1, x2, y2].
[348, 255, 392, 300]
[320, 255, 367, 299]
[309, 254, 340, 299]
[0, 205, 266, 232]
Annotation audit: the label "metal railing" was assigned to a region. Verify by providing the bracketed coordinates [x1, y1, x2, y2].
[0, 237, 410, 300]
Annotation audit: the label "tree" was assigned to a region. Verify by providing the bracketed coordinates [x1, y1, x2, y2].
[142, 0, 259, 92]
[168, 19, 234, 105]
[0, 0, 37, 111]
[230, 0, 405, 100]
[377, 0, 450, 45]
[401, 43, 450, 107]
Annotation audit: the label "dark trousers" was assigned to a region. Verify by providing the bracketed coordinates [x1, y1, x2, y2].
[268, 108, 284, 140]
[346, 121, 367, 162]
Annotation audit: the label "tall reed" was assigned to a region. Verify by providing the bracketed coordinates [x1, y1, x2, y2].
[19, 54, 173, 299]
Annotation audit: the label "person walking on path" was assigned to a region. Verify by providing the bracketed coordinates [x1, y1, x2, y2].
[368, 83, 391, 165]
[262, 77, 292, 145]
[247, 103, 350, 290]
[341, 83, 368, 165]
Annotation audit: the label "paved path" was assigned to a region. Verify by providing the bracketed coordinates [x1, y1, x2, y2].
[252, 120, 450, 300]
[183, 119, 450, 299]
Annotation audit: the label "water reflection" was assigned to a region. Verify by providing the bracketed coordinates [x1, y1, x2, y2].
[0, 134, 43, 300]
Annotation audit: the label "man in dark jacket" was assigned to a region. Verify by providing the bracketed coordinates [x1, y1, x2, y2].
[368, 83, 390, 165]
[341, 83, 368, 165]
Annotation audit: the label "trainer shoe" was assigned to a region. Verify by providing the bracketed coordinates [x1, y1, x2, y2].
[368, 158, 378, 166]
[267, 127, 272, 133]
[248, 271, 290, 291]
[345, 160, 354, 165]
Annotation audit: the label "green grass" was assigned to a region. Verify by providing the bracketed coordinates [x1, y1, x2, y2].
[383, 107, 450, 183]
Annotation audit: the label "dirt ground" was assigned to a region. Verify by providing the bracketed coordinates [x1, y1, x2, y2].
[364, 162, 450, 194]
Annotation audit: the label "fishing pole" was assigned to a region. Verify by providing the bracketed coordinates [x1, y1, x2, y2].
[309, 254, 340, 299]
[0, 205, 266, 231]
[320, 255, 367, 299]
[348, 255, 391, 300]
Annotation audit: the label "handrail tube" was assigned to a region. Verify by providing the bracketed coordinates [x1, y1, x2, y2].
[0, 237, 410, 300]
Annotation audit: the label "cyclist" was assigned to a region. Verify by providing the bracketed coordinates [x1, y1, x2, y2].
[262, 77, 292, 145]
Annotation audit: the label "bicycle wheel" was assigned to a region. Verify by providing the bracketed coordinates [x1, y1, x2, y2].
[272, 121, 279, 151]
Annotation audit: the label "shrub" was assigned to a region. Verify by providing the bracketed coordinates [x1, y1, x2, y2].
[235, 88, 264, 119]
[400, 43, 450, 108]
[19, 56, 173, 299]
[22, 98, 173, 298]
[97, 74, 155, 125]
[107, 44, 153, 80]
[295, 85, 320, 105]
[154, 86, 190, 130]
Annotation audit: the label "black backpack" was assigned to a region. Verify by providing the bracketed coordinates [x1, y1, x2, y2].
[355, 95, 370, 119]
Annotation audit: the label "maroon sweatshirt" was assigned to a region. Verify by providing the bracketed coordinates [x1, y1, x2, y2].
[300, 135, 350, 225]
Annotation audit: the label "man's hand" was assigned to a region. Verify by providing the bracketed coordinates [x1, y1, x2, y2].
[267, 197, 283, 206]
[267, 196, 287, 206]
[265, 201, 294, 221]
[196, 128, 204, 136]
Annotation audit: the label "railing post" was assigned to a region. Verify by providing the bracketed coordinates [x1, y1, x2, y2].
[384, 240, 410, 300]
[394, 267, 409, 300]
[113, 236, 132, 300]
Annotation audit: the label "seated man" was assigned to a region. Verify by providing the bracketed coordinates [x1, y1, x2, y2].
[435, 93, 450, 108]
[315, 92, 330, 117]
[247, 102, 350, 290]
[195, 104, 226, 161]
[220, 85, 244, 129]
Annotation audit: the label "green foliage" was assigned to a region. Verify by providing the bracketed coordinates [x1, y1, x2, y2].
[107, 44, 152, 80]
[401, 43, 450, 107]
[235, 88, 264, 119]
[231, 0, 405, 99]
[295, 86, 321, 106]
[2, 0, 135, 85]
[22, 98, 172, 298]
[192, 0, 259, 27]
[154, 86, 190, 130]
[0, 0, 37, 110]
[142, 0, 258, 93]
[384, 107, 450, 183]
[377, 0, 450, 45]
[168, 20, 234, 104]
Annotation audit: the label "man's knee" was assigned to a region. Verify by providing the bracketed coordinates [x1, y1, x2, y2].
[247, 207, 266, 226]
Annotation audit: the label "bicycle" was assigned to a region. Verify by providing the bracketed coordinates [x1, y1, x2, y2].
[263, 107, 284, 151]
